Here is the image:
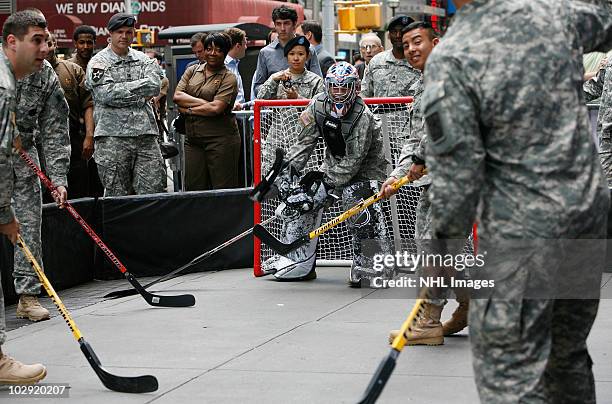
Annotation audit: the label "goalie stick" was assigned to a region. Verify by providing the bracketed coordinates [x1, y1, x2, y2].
[249, 147, 285, 202]
[103, 216, 276, 299]
[357, 296, 428, 404]
[254, 174, 417, 255]
[19, 150, 195, 308]
[16, 235, 159, 393]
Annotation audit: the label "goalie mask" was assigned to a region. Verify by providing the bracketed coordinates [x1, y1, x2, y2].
[325, 62, 360, 118]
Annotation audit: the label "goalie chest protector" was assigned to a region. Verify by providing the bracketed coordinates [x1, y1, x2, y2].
[313, 95, 366, 158]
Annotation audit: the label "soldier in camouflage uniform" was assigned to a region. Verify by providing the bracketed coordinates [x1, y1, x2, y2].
[421, 1, 611, 402]
[382, 21, 471, 346]
[0, 9, 51, 384]
[12, 52, 70, 322]
[584, 56, 612, 186]
[86, 13, 165, 196]
[361, 15, 420, 98]
[255, 62, 392, 285]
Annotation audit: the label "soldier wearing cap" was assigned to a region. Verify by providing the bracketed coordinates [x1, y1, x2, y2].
[361, 15, 420, 97]
[85, 13, 165, 196]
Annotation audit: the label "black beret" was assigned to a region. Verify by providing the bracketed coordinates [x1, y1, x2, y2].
[284, 35, 310, 57]
[107, 13, 136, 31]
[386, 15, 415, 31]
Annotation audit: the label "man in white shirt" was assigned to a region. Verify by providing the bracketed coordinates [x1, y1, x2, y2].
[224, 27, 247, 111]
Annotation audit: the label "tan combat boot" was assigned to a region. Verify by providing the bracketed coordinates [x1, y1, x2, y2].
[388, 303, 444, 346]
[16, 295, 50, 322]
[0, 351, 47, 384]
[442, 298, 469, 336]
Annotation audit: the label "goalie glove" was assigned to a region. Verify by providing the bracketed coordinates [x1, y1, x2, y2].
[282, 171, 336, 217]
[285, 186, 315, 214]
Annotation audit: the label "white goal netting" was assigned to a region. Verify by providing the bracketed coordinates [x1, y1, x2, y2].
[253, 98, 423, 275]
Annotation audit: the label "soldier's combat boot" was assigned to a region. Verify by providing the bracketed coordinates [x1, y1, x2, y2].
[442, 297, 469, 336]
[0, 350, 47, 384]
[16, 295, 50, 322]
[388, 303, 444, 346]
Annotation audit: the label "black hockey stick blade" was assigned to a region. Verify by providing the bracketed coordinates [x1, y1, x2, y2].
[79, 339, 158, 393]
[125, 272, 195, 307]
[103, 287, 140, 299]
[105, 265, 193, 300]
[357, 350, 399, 404]
[253, 224, 310, 255]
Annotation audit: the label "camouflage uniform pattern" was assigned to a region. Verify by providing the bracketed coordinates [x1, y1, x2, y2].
[391, 75, 430, 185]
[13, 60, 70, 296]
[86, 46, 165, 196]
[390, 74, 447, 303]
[584, 57, 612, 186]
[257, 70, 324, 100]
[422, 1, 611, 402]
[361, 49, 420, 98]
[0, 49, 17, 346]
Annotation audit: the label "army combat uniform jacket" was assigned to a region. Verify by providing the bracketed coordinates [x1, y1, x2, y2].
[86, 46, 161, 138]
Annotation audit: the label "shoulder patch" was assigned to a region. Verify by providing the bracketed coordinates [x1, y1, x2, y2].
[91, 68, 105, 83]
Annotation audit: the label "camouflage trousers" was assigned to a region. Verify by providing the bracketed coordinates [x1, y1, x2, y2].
[469, 208, 608, 404]
[342, 180, 394, 282]
[94, 135, 165, 197]
[415, 187, 469, 306]
[12, 145, 43, 296]
[470, 299, 599, 404]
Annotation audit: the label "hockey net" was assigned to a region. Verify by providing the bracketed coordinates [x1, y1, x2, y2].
[253, 97, 422, 276]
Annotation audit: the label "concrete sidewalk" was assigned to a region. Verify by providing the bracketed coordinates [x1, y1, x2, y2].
[2, 268, 612, 403]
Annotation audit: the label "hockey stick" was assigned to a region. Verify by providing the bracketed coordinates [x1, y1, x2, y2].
[19, 150, 195, 308]
[103, 215, 276, 299]
[16, 235, 158, 393]
[250, 147, 285, 202]
[254, 174, 416, 255]
[357, 297, 427, 404]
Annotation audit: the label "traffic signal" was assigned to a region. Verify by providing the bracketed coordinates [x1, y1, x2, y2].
[338, 7, 356, 31]
[336, 1, 381, 33]
[134, 29, 154, 47]
[355, 4, 381, 30]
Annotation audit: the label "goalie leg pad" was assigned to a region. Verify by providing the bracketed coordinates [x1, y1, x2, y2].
[268, 208, 324, 280]
[342, 180, 394, 284]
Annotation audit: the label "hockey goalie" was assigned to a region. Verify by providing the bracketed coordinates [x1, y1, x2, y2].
[251, 62, 395, 286]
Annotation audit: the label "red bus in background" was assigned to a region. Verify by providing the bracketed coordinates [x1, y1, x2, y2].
[0, 0, 304, 47]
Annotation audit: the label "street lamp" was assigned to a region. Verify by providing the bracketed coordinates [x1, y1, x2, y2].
[388, 0, 400, 17]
